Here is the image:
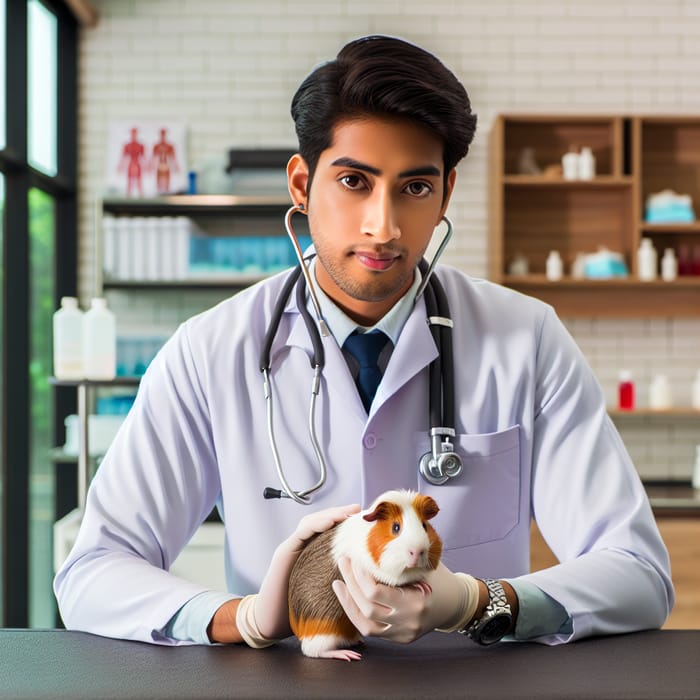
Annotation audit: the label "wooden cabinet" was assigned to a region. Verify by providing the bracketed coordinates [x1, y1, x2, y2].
[489, 114, 700, 317]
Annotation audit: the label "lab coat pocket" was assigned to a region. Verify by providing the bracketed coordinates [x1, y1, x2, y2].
[416, 425, 521, 550]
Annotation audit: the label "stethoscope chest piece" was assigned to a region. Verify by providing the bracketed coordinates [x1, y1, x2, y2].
[419, 429, 463, 485]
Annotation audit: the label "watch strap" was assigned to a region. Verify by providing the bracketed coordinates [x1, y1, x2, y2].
[461, 578, 512, 645]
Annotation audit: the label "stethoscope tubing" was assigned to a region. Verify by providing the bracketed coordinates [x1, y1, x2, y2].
[261, 207, 459, 502]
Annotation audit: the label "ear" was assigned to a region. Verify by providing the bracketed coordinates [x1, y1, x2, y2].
[363, 500, 402, 523]
[287, 153, 310, 209]
[363, 501, 389, 523]
[437, 168, 457, 222]
[415, 494, 440, 521]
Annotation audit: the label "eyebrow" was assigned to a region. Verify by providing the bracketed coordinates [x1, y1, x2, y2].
[330, 157, 441, 178]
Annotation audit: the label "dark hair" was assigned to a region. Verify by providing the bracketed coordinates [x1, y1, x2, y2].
[290, 35, 477, 189]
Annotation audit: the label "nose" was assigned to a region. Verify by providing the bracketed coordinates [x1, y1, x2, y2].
[407, 547, 426, 567]
[362, 187, 400, 242]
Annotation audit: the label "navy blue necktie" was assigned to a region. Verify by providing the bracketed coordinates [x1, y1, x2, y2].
[343, 330, 389, 411]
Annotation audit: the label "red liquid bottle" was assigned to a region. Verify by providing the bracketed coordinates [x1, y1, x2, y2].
[618, 371, 635, 410]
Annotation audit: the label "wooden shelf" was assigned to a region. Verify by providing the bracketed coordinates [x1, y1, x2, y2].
[609, 408, 700, 418]
[640, 223, 700, 233]
[503, 175, 633, 187]
[644, 482, 700, 515]
[491, 113, 700, 316]
[504, 274, 700, 287]
[502, 275, 700, 316]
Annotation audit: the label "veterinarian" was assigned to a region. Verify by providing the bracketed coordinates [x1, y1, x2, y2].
[55, 35, 674, 649]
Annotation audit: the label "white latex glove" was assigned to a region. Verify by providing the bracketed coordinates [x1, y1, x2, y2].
[331, 559, 480, 644]
[236, 503, 360, 648]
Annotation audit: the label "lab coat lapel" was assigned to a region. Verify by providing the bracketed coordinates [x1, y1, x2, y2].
[285, 304, 368, 421]
[374, 297, 438, 408]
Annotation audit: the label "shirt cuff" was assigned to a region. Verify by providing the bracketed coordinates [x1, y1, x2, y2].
[164, 590, 237, 644]
[504, 579, 572, 640]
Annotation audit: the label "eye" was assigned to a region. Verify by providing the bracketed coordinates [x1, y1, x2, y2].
[339, 174, 367, 191]
[422, 522, 428, 531]
[404, 181, 433, 198]
[392, 521, 401, 535]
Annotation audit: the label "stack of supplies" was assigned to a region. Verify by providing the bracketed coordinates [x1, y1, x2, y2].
[645, 189, 695, 223]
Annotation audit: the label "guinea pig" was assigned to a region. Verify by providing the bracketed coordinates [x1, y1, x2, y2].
[288, 489, 443, 661]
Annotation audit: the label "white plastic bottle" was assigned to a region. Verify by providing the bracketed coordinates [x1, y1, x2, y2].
[649, 374, 672, 410]
[561, 147, 579, 181]
[661, 248, 678, 282]
[578, 146, 596, 180]
[83, 298, 116, 380]
[637, 238, 658, 281]
[53, 296, 85, 379]
[691, 370, 700, 410]
[546, 250, 563, 281]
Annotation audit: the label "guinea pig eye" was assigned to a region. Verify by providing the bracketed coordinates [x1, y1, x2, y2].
[392, 522, 401, 535]
[422, 522, 427, 531]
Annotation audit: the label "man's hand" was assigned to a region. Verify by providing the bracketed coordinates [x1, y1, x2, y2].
[209, 503, 360, 645]
[331, 559, 481, 643]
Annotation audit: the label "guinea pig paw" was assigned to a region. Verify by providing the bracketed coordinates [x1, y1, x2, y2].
[320, 649, 363, 662]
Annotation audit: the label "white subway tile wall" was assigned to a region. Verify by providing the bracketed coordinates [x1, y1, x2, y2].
[77, 0, 700, 480]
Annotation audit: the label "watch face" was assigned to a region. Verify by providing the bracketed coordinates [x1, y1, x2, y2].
[479, 613, 512, 645]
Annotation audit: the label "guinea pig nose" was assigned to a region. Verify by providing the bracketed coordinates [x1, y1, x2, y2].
[408, 548, 425, 566]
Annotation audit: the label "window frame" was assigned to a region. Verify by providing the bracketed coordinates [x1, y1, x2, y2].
[1, 0, 78, 627]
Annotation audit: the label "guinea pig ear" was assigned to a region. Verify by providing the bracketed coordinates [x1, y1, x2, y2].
[415, 494, 440, 521]
[363, 501, 394, 523]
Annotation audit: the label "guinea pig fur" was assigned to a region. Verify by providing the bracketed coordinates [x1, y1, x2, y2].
[288, 489, 443, 661]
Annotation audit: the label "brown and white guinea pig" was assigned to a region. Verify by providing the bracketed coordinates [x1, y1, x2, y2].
[288, 489, 443, 661]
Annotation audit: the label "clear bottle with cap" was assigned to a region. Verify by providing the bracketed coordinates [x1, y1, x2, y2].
[617, 370, 635, 410]
[637, 238, 658, 281]
[53, 296, 84, 379]
[649, 374, 672, 410]
[83, 297, 116, 380]
[546, 250, 563, 281]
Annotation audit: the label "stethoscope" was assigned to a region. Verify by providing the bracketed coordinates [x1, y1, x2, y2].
[260, 205, 463, 504]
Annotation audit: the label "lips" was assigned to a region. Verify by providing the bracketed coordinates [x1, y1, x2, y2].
[355, 251, 399, 271]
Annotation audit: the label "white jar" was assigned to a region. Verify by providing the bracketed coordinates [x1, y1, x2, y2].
[637, 238, 658, 281]
[83, 298, 116, 380]
[649, 374, 672, 410]
[578, 147, 596, 180]
[546, 250, 564, 281]
[53, 296, 84, 379]
[661, 248, 678, 282]
[691, 370, 700, 410]
[561, 149, 579, 181]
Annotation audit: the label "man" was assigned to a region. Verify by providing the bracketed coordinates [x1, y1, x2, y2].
[55, 35, 673, 649]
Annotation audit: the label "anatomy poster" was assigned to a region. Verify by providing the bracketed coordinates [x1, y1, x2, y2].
[106, 121, 188, 197]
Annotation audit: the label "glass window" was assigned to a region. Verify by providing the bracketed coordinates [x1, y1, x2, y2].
[27, 0, 57, 176]
[0, 175, 4, 623]
[0, 0, 6, 150]
[28, 187, 55, 626]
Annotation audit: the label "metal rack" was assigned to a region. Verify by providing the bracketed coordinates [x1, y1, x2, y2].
[49, 377, 140, 509]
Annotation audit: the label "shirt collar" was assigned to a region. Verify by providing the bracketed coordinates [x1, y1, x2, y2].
[307, 257, 422, 346]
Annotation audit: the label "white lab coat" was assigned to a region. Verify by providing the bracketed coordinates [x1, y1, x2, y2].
[54, 265, 674, 644]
